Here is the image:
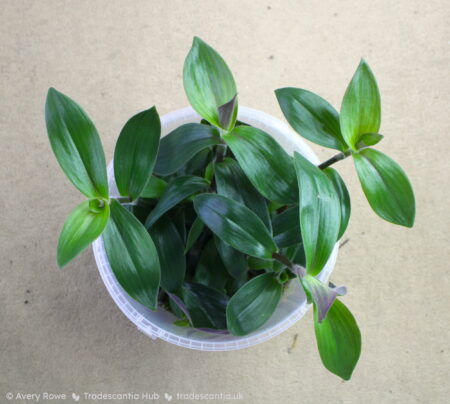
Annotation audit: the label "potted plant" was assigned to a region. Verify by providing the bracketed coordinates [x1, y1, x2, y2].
[45, 37, 415, 380]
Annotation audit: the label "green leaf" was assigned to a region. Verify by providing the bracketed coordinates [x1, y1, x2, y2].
[226, 272, 282, 336]
[215, 157, 271, 230]
[182, 282, 229, 329]
[113, 107, 161, 200]
[323, 168, 351, 239]
[183, 37, 237, 129]
[214, 236, 248, 280]
[275, 87, 346, 150]
[57, 199, 110, 267]
[294, 152, 340, 275]
[314, 299, 361, 380]
[353, 148, 415, 227]
[154, 123, 220, 176]
[149, 216, 185, 293]
[145, 176, 209, 228]
[272, 206, 302, 248]
[193, 239, 229, 292]
[340, 60, 381, 149]
[140, 176, 167, 199]
[224, 126, 298, 204]
[184, 216, 204, 254]
[194, 194, 278, 259]
[45, 88, 108, 198]
[357, 132, 383, 148]
[103, 199, 160, 310]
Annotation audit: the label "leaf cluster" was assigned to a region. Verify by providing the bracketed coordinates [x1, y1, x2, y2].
[45, 37, 415, 381]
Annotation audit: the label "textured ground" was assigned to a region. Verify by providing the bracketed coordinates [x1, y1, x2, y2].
[1, 1, 449, 403]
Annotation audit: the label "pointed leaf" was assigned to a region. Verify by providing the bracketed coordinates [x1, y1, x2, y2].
[154, 123, 220, 176]
[226, 272, 282, 336]
[340, 60, 381, 149]
[314, 299, 361, 380]
[145, 176, 209, 228]
[324, 168, 351, 239]
[224, 126, 298, 204]
[353, 148, 415, 227]
[183, 37, 237, 129]
[149, 216, 185, 293]
[140, 176, 167, 199]
[103, 199, 160, 310]
[294, 152, 340, 275]
[45, 88, 108, 198]
[276, 87, 346, 150]
[114, 107, 161, 200]
[184, 216, 204, 254]
[215, 157, 271, 230]
[182, 282, 229, 329]
[272, 206, 302, 248]
[57, 199, 109, 267]
[194, 194, 277, 259]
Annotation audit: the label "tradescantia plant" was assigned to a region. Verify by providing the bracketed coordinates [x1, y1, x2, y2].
[45, 37, 415, 380]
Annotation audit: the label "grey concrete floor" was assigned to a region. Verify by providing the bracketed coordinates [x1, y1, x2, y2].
[1, 0, 449, 403]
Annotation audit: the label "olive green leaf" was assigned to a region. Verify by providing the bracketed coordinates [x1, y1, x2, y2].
[145, 176, 209, 228]
[140, 176, 167, 199]
[182, 282, 229, 329]
[193, 194, 278, 259]
[340, 60, 381, 150]
[314, 299, 361, 380]
[294, 152, 340, 275]
[353, 148, 415, 227]
[149, 215, 185, 293]
[103, 199, 160, 310]
[113, 107, 161, 200]
[226, 272, 282, 336]
[57, 199, 110, 267]
[323, 168, 351, 239]
[45, 88, 108, 198]
[183, 37, 237, 129]
[215, 157, 271, 230]
[154, 123, 220, 176]
[224, 126, 298, 204]
[275, 87, 346, 150]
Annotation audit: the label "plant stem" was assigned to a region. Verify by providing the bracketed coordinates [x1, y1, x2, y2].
[116, 196, 132, 203]
[318, 149, 352, 170]
[272, 252, 293, 269]
[215, 144, 227, 163]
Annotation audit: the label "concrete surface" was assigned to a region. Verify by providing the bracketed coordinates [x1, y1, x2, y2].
[1, 0, 449, 403]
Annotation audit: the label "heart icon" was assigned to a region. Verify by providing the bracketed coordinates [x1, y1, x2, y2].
[72, 393, 80, 402]
[164, 393, 173, 401]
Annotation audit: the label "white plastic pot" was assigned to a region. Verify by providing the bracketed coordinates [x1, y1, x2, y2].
[92, 106, 338, 351]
